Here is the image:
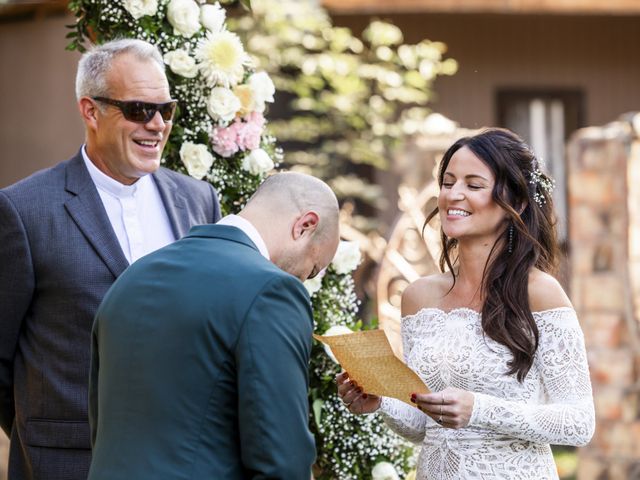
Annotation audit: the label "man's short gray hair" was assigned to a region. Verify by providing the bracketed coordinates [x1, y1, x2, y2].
[75, 39, 165, 100]
[248, 172, 340, 241]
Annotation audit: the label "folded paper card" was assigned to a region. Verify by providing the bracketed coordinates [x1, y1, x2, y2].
[314, 329, 429, 406]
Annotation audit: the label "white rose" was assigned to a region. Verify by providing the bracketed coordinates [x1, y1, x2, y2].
[200, 3, 226, 33]
[163, 49, 198, 78]
[371, 462, 400, 480]
[331, 241, 361, 275]
[241, 149, 274, 175]
[206, 87, 241, 122]
[322, 325, 353, 363]
[303, 273, 323, 296]
[247, 72, 275, 113]
[122, 0, 158, 19]
[167, 0, 201, 38]
[180, 142, 214, 179]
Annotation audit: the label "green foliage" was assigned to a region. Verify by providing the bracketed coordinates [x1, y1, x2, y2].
[230, 0, 457, 230]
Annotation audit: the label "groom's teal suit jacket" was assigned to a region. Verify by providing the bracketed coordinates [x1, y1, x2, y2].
[87, 224, 316, 479]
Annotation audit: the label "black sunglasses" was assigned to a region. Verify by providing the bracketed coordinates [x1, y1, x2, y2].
[93, 97, 177, 123]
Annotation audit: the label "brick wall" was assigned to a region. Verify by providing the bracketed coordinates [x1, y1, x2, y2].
[568, 114, 640, 479]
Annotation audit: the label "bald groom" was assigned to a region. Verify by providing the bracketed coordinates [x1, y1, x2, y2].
[88, 172, 340, 480]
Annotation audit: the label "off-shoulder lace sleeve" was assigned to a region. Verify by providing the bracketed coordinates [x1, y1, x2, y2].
[378, 313, 429, 443]
[468, 308, 595, 446]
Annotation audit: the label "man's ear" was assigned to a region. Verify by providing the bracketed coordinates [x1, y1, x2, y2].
[292, 211, 320, 240]
[78, 97, 99, 130]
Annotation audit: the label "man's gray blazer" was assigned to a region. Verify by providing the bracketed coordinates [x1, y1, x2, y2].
[0, 151, 221, 480]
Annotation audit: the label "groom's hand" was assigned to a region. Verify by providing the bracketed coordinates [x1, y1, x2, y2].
[336, 371, 381, 414]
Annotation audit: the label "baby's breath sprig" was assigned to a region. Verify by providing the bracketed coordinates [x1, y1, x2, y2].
[529, 165, 555, 207]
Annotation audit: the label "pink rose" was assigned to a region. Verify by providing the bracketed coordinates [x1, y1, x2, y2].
[236, 113, 266, 151]
[211, 123, 240, 157]
[210, 112, 266, 157]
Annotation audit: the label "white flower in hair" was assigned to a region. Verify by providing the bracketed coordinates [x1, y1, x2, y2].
[163, 49, 198, 78]
[180, 142, 214, 179]
[371, 461, 401, 480]
[206, 87, 241, 122]
[331, 241, 361, 275]
[241, 149, 274, 175]
[122, 0, 158, 19]
[529, 161, 555, 208]
[322, 325, 353, 363]
[196, 31, 251, 88]
[167, 0, 202, 38]
[200, 3, 226, 33]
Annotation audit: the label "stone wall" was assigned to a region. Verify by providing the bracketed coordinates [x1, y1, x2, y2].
[568, 113, 640, 479]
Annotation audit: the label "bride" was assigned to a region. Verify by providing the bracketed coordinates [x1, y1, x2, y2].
[337, 128, 595, 479]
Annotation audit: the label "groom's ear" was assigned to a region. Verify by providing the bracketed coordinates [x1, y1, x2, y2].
[292, 211, 319, 240]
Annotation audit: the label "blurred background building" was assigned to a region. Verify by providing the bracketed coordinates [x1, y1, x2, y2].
[1, 0, 639, 478]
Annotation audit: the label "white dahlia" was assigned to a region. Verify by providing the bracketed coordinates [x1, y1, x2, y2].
[195, 31, 250, 88]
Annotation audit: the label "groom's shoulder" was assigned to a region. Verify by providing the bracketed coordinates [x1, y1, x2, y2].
[241, 255, 305, 296]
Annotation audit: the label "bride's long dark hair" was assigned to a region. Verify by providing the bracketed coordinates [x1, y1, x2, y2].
[425, 128, 559, 381]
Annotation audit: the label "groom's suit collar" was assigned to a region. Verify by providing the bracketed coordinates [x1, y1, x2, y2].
[63, 149, 194, 278]
[217, 215, 270, 259]
[185, 224, 262, 255]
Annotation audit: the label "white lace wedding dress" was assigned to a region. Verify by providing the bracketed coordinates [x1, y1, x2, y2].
[378, 307, 595, 480]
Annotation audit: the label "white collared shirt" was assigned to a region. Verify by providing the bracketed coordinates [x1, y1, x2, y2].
[82, 146, 175, 264]
[217, 214, 270, 260]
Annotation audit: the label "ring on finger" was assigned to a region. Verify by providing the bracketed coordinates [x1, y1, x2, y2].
[437, 415, 443, 424]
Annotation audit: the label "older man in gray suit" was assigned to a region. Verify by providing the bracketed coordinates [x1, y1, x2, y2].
[0, 39, 220, 480]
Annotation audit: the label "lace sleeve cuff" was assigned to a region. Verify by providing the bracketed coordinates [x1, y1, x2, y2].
[378, 396, 427, 444]
[379, 396, 394, 415]
[467, 391, 490, 429]
[468, 391, 480, 425]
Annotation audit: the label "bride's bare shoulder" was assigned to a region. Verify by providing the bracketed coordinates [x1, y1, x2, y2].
[528, 268, 573, 312]
[401, 272, 452, 317]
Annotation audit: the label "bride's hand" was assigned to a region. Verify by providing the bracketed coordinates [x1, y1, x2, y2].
[413, 387, 474, 429]
[336, 371, 381, 414]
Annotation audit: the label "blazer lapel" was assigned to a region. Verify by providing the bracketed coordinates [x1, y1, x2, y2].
[153, 168, 191, 239]
[63, 154, 129, 278]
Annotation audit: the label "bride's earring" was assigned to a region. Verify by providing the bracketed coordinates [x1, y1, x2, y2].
[508, 224, 514, 254]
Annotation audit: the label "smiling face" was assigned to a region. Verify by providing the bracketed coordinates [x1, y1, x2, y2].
[82, 53, 173, 185]
[437, 146, 507, 243]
